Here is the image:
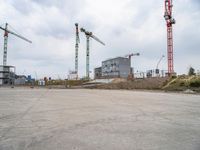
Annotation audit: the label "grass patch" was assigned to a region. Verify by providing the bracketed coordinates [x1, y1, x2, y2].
[163, 75, 200, 92]
[189, 79, 200, 87]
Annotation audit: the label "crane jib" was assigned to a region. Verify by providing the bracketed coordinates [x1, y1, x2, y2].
[0, 26, 32, 43]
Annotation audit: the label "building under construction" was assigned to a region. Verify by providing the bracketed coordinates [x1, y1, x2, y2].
[0, 65, 15, 85]
[95, 57, 131, 79]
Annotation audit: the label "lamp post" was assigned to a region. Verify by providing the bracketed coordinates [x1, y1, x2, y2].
[156, 55, 165, 76]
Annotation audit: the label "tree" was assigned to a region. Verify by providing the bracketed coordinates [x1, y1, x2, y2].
[188, 67, 196, 76]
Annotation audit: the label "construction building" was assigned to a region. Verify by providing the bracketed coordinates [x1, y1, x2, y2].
[95, 57, 131, 79]
[94, 67, 102, 79]
[0, 65, 15, 86]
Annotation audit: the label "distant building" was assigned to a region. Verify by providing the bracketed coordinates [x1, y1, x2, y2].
[94, 57, 130, 79]
[94, 67, 102, 79]
[38, 80, 45, 86]
[15, 75, 26, 85]
[102, 57, 130, 78]
[68, 71, 78, 80]
[0, 65, 15, 86]
[146, 69, 168, 78]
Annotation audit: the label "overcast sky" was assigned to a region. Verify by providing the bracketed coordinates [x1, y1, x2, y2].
[0, 0, 199, 79]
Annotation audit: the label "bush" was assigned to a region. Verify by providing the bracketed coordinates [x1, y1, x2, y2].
[171, 75, 177, 79]
[189, 79, 200, 87]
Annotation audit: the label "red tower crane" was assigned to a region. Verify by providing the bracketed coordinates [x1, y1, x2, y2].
[164, 0, 176, 76]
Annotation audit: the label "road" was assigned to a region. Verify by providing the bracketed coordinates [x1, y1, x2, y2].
[0, 88, 200, 150]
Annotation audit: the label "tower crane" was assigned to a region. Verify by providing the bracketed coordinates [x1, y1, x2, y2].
[124, 52, 140, 79]
[75, 23, 80, 77]
[80, 28, 105, 79]
[164, 0, 176, 76]
[0, 23, 32, 66]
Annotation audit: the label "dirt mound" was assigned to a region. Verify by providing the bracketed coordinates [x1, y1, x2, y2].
[93, 77, 168, 90]
[111, 78, 127, 83]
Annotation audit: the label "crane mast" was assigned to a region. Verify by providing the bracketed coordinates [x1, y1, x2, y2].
[164, 0, 176, 75]
[3, 23, 8, 66]
[80, 28, 105, 79]
[86, 35, 90, 79]
[75, 23, 80, 76]
[0, 23, 32, 66]
[125, 53, 140, 79]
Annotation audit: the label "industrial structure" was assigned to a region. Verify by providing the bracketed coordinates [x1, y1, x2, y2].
[80, 27, 105, 79]
[0, 66, 34, 86]
[0, 23, 32, 86]
[0, 23, 32, 66]
[0, 65, 15, 85]
[164, 0, 176, 76]
[74, 23, 80, 78]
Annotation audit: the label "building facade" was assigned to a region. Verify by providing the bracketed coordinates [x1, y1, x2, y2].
[97, 57, 130, 78]
[94, 67, 102, 79]
[68, 71, 78, 80]
[15, 75, 26, 85]
[0, 65, 15, 85]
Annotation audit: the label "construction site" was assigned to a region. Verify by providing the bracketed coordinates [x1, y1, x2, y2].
[0, 0, 200, 150]
[0, 1, 199, 92]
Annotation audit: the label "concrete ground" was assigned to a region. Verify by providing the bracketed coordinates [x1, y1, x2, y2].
[0, 88, 200, 150]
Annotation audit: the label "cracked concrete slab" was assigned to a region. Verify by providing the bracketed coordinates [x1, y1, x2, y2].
[0, 88, 200, 150]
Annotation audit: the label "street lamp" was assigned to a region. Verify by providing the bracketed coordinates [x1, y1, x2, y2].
[156, 55, 165, 75]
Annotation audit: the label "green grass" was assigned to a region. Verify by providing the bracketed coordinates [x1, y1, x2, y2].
[162, 75, 200, 92]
